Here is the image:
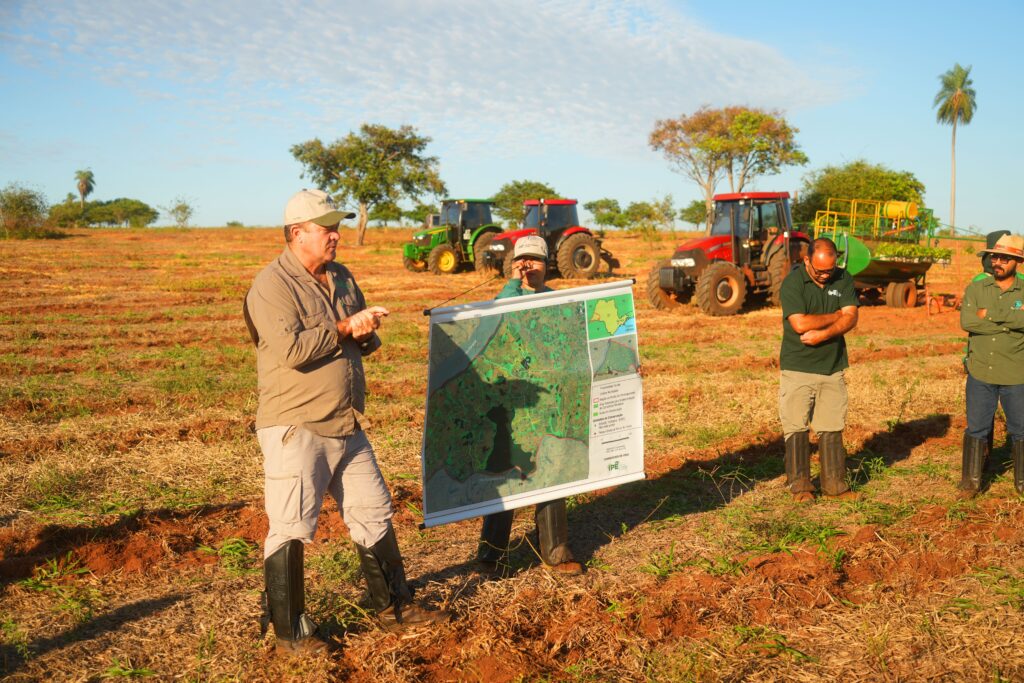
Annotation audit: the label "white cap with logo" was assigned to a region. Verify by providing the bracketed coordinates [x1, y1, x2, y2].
[512, 235, 548, 261]
[284, 189, 355, 226]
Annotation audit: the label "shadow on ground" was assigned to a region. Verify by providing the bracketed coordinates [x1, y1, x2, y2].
[416, 414, 952, 586]
[0, 593, 184, 675]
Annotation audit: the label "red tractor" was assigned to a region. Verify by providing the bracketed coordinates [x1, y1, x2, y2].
[648, 192, 810, 316]
[484, 198, 617, 279]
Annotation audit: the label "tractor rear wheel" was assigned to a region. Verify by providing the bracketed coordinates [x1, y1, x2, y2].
[403, 255, 427, 273]
[768, 250, 788, 307]
[696, 261, 746, 316]
[473, 232, 499, 273]
[428, 244, 461, 275]
[646, 260, 691, 310]
[557, 233, 600, 279]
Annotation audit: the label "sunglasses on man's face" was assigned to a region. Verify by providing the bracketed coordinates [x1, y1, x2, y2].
[990, 254, 1017, 263]
[808, 261, 835, 276]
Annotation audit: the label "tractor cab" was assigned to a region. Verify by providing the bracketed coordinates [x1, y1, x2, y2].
[706, 192, 795, 269]
[440, 199, 494, 257]
[523, 199, 580, 234]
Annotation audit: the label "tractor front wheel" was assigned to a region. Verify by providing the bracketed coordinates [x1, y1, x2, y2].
[473, 232, 499, 274]
[428, 245, 461, 275]
[647, 260, 691, 311]
[403, 255, 427, 273]
[557, 233, 601, 279]
[696, 261, 746, 316]
[502, 253, 516, 279]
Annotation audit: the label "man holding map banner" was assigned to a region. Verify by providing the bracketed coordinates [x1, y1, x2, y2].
[477, 235, 583, 575]
[420, 236, 645, 575]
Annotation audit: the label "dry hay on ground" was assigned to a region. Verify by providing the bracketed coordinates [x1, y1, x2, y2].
[1, 227, 1019, 681]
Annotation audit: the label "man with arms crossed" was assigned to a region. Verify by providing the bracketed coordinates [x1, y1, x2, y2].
[958, 233, 1024, 498]
[245, 189, 446, 654]
[778, 237, 860, 502]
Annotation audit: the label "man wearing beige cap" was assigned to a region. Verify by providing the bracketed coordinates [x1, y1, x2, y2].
[245, 189, 447, 654]
[959, 233, 1024, 498]
[477, 234, 584, 575]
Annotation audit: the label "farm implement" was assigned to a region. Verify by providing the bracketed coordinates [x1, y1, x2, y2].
[813, 198, 951, 308]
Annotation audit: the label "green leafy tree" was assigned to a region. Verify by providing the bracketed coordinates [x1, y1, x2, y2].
[623, 195, 675, 241]
[0, 183, 49, 238]
[490, 180, 558, 227]
[583, 198, 628, 229]
[650, 106, 807, 228]
[162, 196, 195, 228]
[291, 124, 446, 245]
[48, 194, 82, 228]
[679, 199, 707, 228]
[75, 169, 95, 209]
[792, 160, 925, 223]
[108, 198, 159, 227]
[933, 63, 977, 230]
[369, 200, 402, 226]
[403, 201, 438, 226]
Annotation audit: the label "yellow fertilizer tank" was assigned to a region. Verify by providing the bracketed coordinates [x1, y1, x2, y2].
[883, 201, 918, 220]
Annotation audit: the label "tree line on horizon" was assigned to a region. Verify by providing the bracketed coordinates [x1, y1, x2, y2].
[1, 63, 974, 240]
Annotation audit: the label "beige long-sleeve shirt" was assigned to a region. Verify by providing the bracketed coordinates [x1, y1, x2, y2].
[245, 247, 380, 436]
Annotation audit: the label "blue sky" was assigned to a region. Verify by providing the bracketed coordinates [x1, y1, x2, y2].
[1, 0, 1020, 231]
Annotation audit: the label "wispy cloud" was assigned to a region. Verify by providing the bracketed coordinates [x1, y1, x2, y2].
[3, 0, 845, 158]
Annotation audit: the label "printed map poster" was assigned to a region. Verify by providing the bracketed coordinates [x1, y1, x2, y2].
[421, 279, 644, 528]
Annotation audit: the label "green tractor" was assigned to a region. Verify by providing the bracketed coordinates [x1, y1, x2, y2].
[402, 199, 503, 275]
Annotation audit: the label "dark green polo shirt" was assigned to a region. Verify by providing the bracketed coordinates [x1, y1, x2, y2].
[961, 275, 1024, 385]
[779, 264, 859, 375]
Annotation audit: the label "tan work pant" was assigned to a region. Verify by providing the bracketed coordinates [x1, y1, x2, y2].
[778, 369, 848, 439]
[258, 425, 393, 558]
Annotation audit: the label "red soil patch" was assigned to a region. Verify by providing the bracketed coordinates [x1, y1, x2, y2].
[0, 498, 362, 580]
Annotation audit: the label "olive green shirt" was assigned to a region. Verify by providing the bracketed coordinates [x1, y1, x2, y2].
[961, 275, 1024, 385]
[246, 247, 380, 436]
[779, 264, 859, 375]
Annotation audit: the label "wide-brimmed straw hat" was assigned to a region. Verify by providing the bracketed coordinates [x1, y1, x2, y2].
[979, 234, 1024, 259]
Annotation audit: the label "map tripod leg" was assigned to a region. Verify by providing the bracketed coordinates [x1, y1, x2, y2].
[535, 499, 576, 567]
[477, 510, 514, 568]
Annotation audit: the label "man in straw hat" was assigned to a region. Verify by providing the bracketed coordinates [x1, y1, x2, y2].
[476, 235, 584, 576]
[959, 233, 1024, 498]
[244, 189, 448, 654]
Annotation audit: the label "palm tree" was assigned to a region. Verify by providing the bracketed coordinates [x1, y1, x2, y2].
[933, 64, 976, 230]
[75, 169, 95, 209]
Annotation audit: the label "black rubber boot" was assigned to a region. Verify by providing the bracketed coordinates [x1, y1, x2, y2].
[818, 431, 857, 498]
[262, 540, 326, 654]
[477, 510, 514, 572]
[958, 434, 988, 498]
[355, 525, 449, 632]
[535, 499, 581, 574]
[784, 431, 814, 499]
[1013, 439, 1024, 496]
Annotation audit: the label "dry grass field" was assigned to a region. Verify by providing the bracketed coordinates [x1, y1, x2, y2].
[1, 226, 1022, 682]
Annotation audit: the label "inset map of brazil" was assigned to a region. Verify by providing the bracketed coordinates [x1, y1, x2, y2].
[586, 294, 636, 339]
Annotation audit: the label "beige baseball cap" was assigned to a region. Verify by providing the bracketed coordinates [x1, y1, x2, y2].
[979, 234, 1024, 259]
[284, 189, 355, 226]
[513, 235, 548, 261]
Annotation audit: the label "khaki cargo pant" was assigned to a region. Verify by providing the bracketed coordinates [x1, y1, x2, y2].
[778, 369, 848, 439]
[258, 425, 393, 558]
